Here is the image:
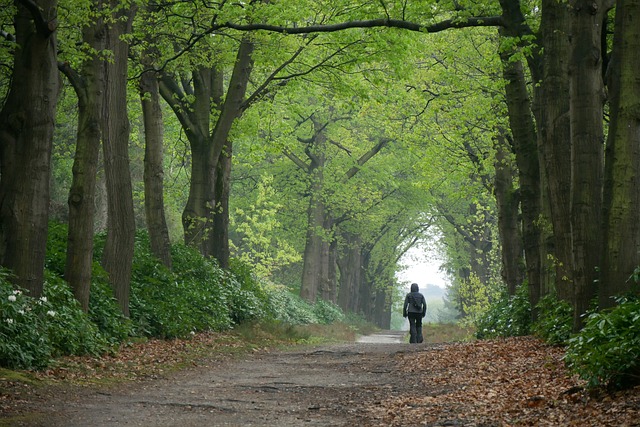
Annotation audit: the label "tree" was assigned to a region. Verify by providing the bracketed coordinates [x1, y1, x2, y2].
[58, 1, 106, 311]
[138, 5, 172, 268]
[600, 0, 640, 307]
[0, 0, 60, 297]
[567, 0, 608, 328]
[100, 3, 136, 315]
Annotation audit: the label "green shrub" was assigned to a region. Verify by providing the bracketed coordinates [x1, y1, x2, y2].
[0, 272, 52, 369]
[42, 272, 109, 357]
[88, 272, 132, 345]
[565, 297, 640, 389]
[475, 284, 531, 339]
[533, 293, 573, 345]
[46, 221, 131, 345]
[228, 258, 269, 323]
[313, 299, 345, 324]
[128, 241, 233, 338]
[264, 285, 318, 324]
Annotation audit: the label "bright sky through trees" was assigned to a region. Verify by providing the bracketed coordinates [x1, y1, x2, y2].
[397, 245, 448, 289]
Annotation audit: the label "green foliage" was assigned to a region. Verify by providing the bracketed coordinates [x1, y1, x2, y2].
[0, 272, 52, 370]
[474, 284, 531, 339]
[458, 272, 503, 326]
[0, 268, 114, 370]
[46, 221, 132, 345]
[263, 284, 319, 324]
[44, 221, 69, 275]
[41, 272, 109, 358]
[231, 175, 302, 279]
[312, 299, 345, 324]
[129, 239, 232, 338]
[532, 293, 572, 345]
[228, 258, 271, 323]
[2, 225, 353, 370]
[88, 275, 132, 346]
[565, 297, 640, 389]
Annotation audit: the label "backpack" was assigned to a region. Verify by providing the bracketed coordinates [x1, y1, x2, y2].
[411, 294, 422, 310]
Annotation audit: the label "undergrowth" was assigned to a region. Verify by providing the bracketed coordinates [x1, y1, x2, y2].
[0, 223, 370, 370]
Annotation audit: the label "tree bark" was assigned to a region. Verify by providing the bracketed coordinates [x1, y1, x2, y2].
[537, 0, 573, 302]
[337, 232, 362, 312]
[568, 0, 606, 329]
[140, 65, 172, 269]
[300, 147, 326, 302]
[493, 134, 524, 295]
[211, 141, 232, 268]
[61, 10, 105, 311]
[0, 0, 59, 296]
[499, 48, 543, 312]
[600, 0, 640, 307]
[101, 5, 136, 316]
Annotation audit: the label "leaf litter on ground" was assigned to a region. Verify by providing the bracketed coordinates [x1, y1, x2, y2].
[369, 336, 640, 426]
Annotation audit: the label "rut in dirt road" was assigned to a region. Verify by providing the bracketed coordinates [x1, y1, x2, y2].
[16, 331, 425, 427]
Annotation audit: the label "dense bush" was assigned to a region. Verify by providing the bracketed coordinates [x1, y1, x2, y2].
[474, 284, 531, 339]
[532, 293, 573, 345]
[129, 240, 233, 338]
[41, 272, 110, 357]
[264, 284, 319, 324]
[313, 299, 345, 324]
[0, 269, 115, 369]
[0, 272, 52, 369]
[565, 297, 640, 389]
[228, 258, 270, 324]
[1, 226, 353, 370]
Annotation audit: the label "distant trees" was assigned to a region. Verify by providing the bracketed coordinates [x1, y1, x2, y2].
[215, 0, 640, 329]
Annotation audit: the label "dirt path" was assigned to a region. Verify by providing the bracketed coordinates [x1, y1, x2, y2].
[8, 331, 427, 427]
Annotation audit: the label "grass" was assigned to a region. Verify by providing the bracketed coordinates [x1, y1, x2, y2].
[422, 323, 475, 343]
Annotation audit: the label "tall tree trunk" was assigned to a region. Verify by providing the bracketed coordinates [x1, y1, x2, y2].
[140, 66, 172, 269]
[499, 49, 543, 312]
[568, 0, 606, 329]
[61, 11, 105, 311]
[318, 218, 337, 302]
[538, 0, 573, 302]
[372, 285, 391, 329]
[160, 39, 253, 265]
[493, 133, 524, 295]
[0, 0, 59, 296]
[300, 167, 326, 302]
[337, 233, 362, 312]
[600, 0, 640, 307]
[211, 142, 232, 268]
[101, 6, 136, 316]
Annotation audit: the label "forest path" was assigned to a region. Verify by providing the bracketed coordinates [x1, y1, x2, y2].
[4, 334, 640, 426]
[8, 331, 424, 427]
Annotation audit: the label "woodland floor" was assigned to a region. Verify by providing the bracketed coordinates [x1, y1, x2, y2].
[1, 331, 639, 426]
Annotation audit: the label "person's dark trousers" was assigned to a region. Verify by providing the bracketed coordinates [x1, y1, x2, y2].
[408, 313, 424, 343]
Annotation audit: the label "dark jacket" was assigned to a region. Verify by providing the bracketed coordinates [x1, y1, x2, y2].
[403, 283, 427, 318]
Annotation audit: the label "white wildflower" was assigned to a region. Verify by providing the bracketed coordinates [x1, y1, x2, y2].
[46, 310, 56, 317]
[7, 295, 16, 302]
[40, 296, 47, 303]
[18, 309, 25, 315]
[12, 290, 22, 295]
[5, 318, 14, 324]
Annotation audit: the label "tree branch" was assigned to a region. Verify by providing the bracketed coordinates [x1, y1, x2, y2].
[16, 0, 57, 37]
[343, 137, 391, 181]
[210, 16, 504, 35]
[283, 148, 310, 172]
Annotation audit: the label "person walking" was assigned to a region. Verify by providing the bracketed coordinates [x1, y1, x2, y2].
[403, 283, 427, 343]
